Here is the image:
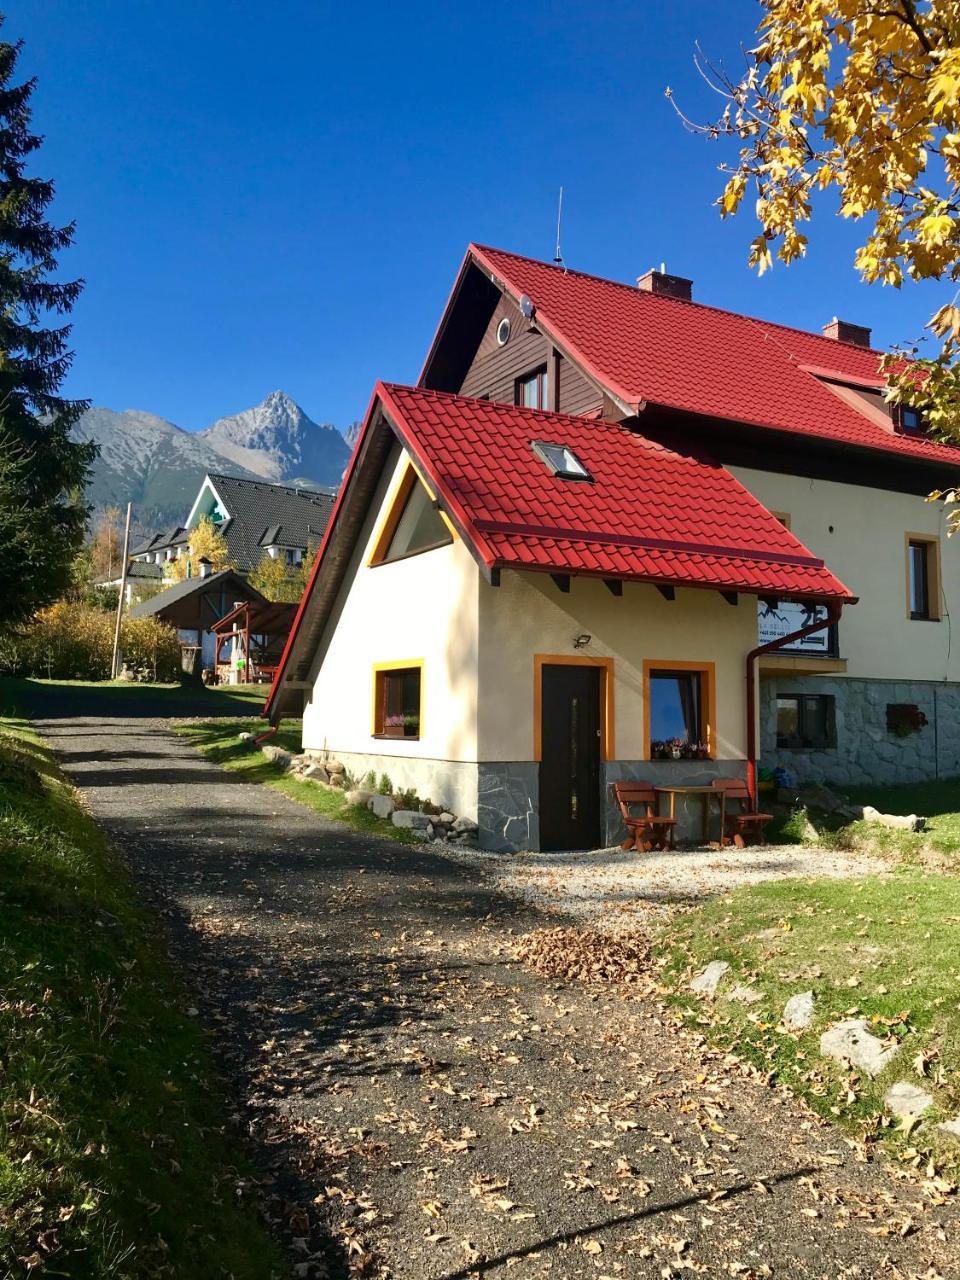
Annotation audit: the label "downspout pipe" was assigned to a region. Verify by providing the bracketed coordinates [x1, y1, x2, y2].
[745, 600, 846, 805]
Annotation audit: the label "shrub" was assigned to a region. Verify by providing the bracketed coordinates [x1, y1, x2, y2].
[120, 615, 181, 682]
[377, 773, 393, 796]
[0, 601, 181, 682]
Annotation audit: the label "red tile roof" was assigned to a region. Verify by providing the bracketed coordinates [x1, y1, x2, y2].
[468, 244, 960, 468]
[377, 383, 854, 602]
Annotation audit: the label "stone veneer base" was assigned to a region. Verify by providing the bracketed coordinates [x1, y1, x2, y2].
[759, 674, 960, 787]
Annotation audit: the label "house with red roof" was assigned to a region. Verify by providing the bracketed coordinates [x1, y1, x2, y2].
[266, 245, 960, 851]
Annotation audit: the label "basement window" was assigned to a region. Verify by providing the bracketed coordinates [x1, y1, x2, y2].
[776, 694, 836, 749]
[532, 441, 591, 480]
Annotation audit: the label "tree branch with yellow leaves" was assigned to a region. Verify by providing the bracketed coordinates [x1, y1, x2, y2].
[671, 0, 960, 502]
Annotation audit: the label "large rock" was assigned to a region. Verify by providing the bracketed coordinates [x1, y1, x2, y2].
[820, 1019, 899, 1077]
[884, 1081, 933, 1119]
[369, 794, 395, 819]
[325, 759, 346, 776]
[262, 744, 292, 768]
[345, 788, 374, 808]
[690, 960, 730, 997]
[451, 816, 478, 834]
[861, 805, 925, 832]
[392, 810, 431, 830]
[438, 812, 455, 825]
[782, 990, 815, 1031]
[936, 1117, 960, 1139]
[302, 763, 329, 784]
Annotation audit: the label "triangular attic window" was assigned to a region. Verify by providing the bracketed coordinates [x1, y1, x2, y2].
[374, 468, 452, 564]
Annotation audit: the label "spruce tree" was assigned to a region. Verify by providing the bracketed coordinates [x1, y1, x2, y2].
[0, 23, 94, 628]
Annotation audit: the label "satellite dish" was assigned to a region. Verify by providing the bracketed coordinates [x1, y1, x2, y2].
[519, 294, 536, 320]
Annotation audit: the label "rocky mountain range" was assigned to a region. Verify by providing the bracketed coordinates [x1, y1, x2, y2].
[74, 391, 355, 529]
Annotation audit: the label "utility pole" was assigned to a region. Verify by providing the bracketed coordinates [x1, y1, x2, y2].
[111, 502, 133, 680]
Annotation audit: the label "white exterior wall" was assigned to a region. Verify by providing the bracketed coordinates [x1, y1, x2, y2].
[730, 467, 959, 682]
[301, 447, 481, 817]
[477, 571, 757, 762]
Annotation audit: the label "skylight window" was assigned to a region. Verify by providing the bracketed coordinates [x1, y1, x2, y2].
[532, 441, 591, 480]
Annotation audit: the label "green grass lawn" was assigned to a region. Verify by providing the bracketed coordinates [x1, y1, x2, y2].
[663, 869, 960, 1172]
[173, 718, 420, 845]
[0, 716, 285, 1278]
[0, 676, 268, 721]
[838, 776, 960, 863]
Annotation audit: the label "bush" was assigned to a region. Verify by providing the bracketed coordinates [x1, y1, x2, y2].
[120, 614, 182, 682]
[0, 601, 181, 682]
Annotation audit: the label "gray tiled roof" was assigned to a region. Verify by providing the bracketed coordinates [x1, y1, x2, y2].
[129, 526, 188, 557]
[206, 474, 335, 571]
[128, 568, 262, 618]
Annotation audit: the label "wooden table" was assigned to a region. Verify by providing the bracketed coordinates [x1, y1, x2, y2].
[653, 784, 727, 846]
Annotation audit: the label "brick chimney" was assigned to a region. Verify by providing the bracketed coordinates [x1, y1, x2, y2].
[637, 267, 693, 302]
[822, 316, 872, 348]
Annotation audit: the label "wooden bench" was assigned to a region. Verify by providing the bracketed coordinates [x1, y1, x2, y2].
[711, 777, 774, 847]
[611, 782, 677, 852]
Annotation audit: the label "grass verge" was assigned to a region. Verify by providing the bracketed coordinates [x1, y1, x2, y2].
[661, 869, 960, 1177]
[0, 715, 286, 1278]
[173, 718, 420, 845]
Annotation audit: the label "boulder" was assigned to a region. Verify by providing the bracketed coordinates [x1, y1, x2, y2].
[368, 794, 395, 819]
[860, 805, 925, 833]
[262, 744, 292, 769]
[325, 759, 346, 776]
[438, 812, 456, 825]
[690, 960, 730, 997]
[392, 810, 431, 830]
[884, 1081, 933, 1119]
[782, 990, 816, 1031]
[302, 763, 329, 784]
[819, 1019, 899, 1077]
[345, 788, 374, 808]
[936, 1117, 960, 1140]
[451, 816, 478, 834]
[238, 731, 254, 742]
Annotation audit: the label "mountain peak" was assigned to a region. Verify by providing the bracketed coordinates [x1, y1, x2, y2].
[199, 392, 350, 485]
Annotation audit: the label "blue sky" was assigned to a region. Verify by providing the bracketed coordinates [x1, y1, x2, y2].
[20, 1, 944, 431]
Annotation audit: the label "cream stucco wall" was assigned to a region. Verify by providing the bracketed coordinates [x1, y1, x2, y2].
[301, 446, 481, 808]
[477, 571, 757, 762]
[730, 466, 959, 683]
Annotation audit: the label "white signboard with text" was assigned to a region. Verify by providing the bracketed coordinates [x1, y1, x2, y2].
[757, 600, 832, 653]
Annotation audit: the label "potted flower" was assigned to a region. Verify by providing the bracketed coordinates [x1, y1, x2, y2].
[650, 740, 669, 760]
[669, 737, 684, 760]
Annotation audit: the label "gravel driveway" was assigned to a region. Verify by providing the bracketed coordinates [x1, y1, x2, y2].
[463, 843, 887, 934]
[35, 708, 959, 1279]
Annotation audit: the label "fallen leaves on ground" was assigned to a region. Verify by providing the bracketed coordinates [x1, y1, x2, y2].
[514, 926, 653, 985]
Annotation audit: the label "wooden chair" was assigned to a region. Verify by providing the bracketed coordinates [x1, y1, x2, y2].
[711, 777, 774, 847]
[611, 782, 676, 852]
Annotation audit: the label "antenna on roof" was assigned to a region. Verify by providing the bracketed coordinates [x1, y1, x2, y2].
[554, 185, 565, 268]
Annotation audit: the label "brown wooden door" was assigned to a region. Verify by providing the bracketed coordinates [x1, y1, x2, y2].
[539, 665, 602, 851]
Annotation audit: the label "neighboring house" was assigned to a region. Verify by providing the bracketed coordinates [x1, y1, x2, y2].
[128, 473, 336, 577]
[129, 567, 266, 672]
[97, 558, 164, 606]
[266, 243, 960, 852]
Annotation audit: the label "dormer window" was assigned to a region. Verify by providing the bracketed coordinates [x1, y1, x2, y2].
[897, 405, 924, 434]
[516, 366, 549, 410]
[532, 440, 591, 480]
